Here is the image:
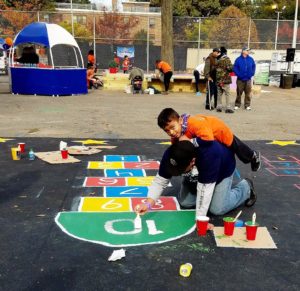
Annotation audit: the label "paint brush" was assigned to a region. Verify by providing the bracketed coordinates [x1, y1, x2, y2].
[134, 213, 142, 229]
[233, 210, 242, 222]
[252, 212, 256, 225]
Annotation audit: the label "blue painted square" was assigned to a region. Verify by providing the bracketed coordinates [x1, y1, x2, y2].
[105, 169, 145, 177]
[104, 155, 140, 162]
[105, 186, 148, 197]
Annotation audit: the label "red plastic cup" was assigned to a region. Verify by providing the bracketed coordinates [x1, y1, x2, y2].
[196, 215, 209, 236]
[18, 143, 25, 153]
[61, 149, 68, 159]
[245, 221, 259, 240]
[223, 217, 235, 236]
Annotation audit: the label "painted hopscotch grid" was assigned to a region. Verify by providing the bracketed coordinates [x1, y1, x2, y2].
[262, 155, 300, 163]
[266, 168, 300, 177]
[78, 197, 180, 212]
[104, 155, 141, 162]
[104, 169, 146, 177]
[83, 176, 155, 187]
[88, 161, 160, 170]
[104, 186, 149, 197]
[263, 161, 300, 169]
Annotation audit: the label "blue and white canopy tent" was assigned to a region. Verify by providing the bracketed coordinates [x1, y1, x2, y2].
[9, 22, 87, 95]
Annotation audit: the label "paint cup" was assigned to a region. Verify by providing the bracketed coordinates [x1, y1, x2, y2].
[61, 149, 68, 159]
[11, 147, 21, 160]
[18, 142, 25, 153]
[235, 219, 244, 227]
[179, 263, 193, 277]
[223, 217, 235, 236]
[245, 221, 259, 240]
[196, 215, 209, 236]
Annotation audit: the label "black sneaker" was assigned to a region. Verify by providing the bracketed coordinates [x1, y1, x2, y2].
[225, 108, 234, 113]
[244, 178, 257, 207]
[216, 107, 222, 112]
[251, 151, 261, 171]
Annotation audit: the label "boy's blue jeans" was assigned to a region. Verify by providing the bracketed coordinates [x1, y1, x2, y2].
[178, 173, 250, 215]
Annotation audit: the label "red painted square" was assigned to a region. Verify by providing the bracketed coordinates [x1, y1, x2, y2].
[131, 197, 180, 211]
[84, 177, 126, 187]
[124, 161, 160, 169]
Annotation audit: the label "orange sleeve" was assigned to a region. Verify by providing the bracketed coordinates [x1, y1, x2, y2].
[186, 115, 214, 141]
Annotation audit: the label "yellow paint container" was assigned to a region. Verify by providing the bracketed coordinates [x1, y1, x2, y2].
[11, 147, 21, 160]
[179, 263, 193, 277]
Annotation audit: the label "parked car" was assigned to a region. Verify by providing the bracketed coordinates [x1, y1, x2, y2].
[0, 48, 8, 75]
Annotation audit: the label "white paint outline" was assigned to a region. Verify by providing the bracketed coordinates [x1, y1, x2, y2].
[78, 197, 84, 211]
[82, 177, 88, 187]
[55, 210, 196, 247]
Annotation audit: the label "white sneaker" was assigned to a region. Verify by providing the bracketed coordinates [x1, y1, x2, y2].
[234, 106, 240, 110]
[246, 106, 251, 110]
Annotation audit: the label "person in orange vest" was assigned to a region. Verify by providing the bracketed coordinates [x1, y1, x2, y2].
[87, 50, 95, 67]
[155, 59, 173, 95]
[122, 55, 130, 74]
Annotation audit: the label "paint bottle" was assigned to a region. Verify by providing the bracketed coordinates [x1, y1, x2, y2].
[28, 148, 35, 160]
[179, 263, 193, 277]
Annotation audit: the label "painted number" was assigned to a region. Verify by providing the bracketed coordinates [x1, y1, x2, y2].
[97, 178, 119, 185]
[104, 219, 164, 235]
[101, 199, 123, 210]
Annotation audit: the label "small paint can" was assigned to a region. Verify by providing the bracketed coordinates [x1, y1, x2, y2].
[179, 263, 193, 277]
[11, 147, 21, 160]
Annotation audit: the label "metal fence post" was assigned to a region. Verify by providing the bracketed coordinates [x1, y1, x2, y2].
[93, 14, 96, 64]
[197, 17, 201, 64]
[37, 11, 40, 22]
[247, 17, 251, 48]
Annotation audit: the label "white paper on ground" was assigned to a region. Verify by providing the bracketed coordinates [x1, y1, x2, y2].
[59, 141, 68, 151]
[108, 249, 126, 261]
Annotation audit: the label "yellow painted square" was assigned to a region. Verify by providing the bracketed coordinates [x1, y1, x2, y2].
[127, 176, 155, 186]
[88, 161, 124, 169]
[80, 197, 131, 212]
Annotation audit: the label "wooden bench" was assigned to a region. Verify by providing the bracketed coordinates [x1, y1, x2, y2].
[145, 73, 206, 93]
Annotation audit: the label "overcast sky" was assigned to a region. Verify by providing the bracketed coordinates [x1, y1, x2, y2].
[90, 0, 122, 10]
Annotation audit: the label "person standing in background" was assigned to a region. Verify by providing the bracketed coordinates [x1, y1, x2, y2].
[216, 47, 234, 113]
[204, 48, 220, 110]
[193, 57, 206, 96]
[155, 59, 173, 95]
[233, 47, 256, 111]
[122, 55, 130, 74]
[87, 49, 95, 67]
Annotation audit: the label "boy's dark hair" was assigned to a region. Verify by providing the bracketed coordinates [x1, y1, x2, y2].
[155, 59, 161, 64]
[157, 108, 180, 129]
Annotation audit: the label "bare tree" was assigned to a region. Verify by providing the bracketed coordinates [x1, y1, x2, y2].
[161, 0, 174, 69]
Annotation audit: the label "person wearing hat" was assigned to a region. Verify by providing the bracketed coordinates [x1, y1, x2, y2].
[215, 46, 234, 113]
[233, 47, 256, 110]
[135, 140, 257, 220]
[203, 48, 220, 110]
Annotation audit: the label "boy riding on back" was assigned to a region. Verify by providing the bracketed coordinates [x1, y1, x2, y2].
[157, 108, 261, 171]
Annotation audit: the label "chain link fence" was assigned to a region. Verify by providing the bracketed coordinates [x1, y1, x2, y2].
[0, 10, 299, 71]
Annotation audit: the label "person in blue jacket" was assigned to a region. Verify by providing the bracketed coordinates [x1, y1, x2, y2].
[135, 139, 257, 223]
[233, 47, 256, 110]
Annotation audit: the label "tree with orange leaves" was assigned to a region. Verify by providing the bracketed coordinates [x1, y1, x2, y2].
[93, 12, 139, 45]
